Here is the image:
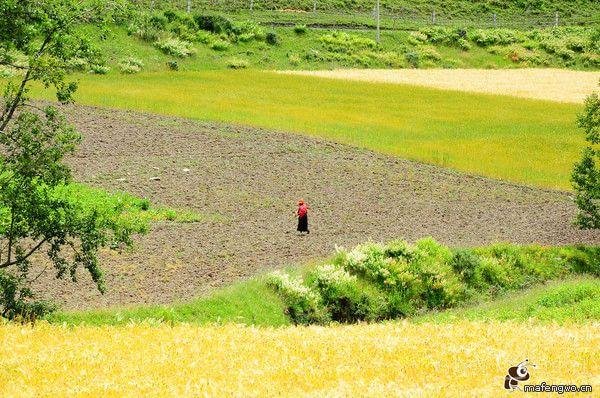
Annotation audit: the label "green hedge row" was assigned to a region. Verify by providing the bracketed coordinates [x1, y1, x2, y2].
[267, 238, 600, 324]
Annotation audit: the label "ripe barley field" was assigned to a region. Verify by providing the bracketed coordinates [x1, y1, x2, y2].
[282, 68, 600, 104]
[1, 321, 597, 397]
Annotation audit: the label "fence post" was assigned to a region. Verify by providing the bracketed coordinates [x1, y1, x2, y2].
[493, 13, 497, 28]
[313, 0, 317, 13]
[431, 10, 436, 24]
[250, 0, 253, 11]
[554, 11, 559, 27]
[376, 0, 380, 43]
[186, 0, 191, 13]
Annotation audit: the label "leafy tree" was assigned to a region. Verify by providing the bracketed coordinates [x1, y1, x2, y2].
[572, 90, 600, 229]
[0, 0, 138, 321]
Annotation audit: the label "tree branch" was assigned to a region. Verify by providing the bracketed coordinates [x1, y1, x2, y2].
[0, 29, 55, 132]
[0, 237, 48, 269]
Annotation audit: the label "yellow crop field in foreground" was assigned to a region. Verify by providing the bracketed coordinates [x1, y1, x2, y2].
[1, 321, 598, 397]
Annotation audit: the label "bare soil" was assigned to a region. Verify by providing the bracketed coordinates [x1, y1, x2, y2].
[33, 105, 600, 310]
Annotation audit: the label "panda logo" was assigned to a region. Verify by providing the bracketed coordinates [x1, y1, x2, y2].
[504, 359, 535, 391]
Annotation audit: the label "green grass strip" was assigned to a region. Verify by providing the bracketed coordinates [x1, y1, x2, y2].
[414, 276, 600, 324]
[29, 70, 583, 190]
[48, 278, 290, 326]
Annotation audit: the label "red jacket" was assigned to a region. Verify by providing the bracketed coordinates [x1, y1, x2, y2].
[297, 204, 308, 217]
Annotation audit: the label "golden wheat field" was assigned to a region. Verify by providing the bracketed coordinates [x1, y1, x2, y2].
[282, 68, 600, 103]
[0, 321, 598, 397]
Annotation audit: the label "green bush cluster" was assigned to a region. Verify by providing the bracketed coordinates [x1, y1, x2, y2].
[308, 31, 460, 69]
[417, 25, 599, 67]
[266, 271, 329, 325]
[294, 24, 308, 35]
[118, 57, 144, 74]
[126, 10, 270, 56]
[268, 238, 600, 325]
[305, 32, 406, 68]
[319, 31, 378, 53]
[154, 37, 195, 57]
[226, 58, 249, 69]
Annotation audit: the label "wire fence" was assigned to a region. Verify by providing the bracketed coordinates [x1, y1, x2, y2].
[130, 0, 600, 30]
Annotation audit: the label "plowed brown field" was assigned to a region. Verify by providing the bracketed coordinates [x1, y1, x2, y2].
[33, 105, 600, 309]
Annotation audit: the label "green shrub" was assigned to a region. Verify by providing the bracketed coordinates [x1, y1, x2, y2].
[562, 246, 600, 276]
[66, 57, 88, 72]
[522, 40, 538, 50]
[118, 57, 144, 74]
[581, 52, 600, 67]
[408, 31, 428, 44]
[166, 60, 179, 71]
[269, 238, 600, 325]
[265, 31, 279, 45]
[266, 271, 328, 325]
[170, 23, 196, 42]
[210, 39, 230, 51]
[294, 24, 308, 35]
[154, 38, 195, 57]
[320, 32, 376, 53]
[450, 250, 481, 285]
[89, 64, 110, 75]
[310, 264, 385, 323]
[419, 46, 441, 61]
[564, 36, 587, 52]
[149, 14, 168, 29]
[467, 29, 520, 46]
[237, 33, 254, 43]
[536, 281, 600, 308]
[419, 26, 460, 45]
[226, 58, 249, 69]
[162, 9, 178, 23]
[521, 51, 551, 66]
[288, 53, 301, 66]
[194, 14, 233, 34]
[0, 66, 15, 78]
[472, 257, 511, 291]
[458, 38, 471, 51]
[405, 51, 420, 68]
[127, 15, 162, 42]
[195, 30, 213, 44]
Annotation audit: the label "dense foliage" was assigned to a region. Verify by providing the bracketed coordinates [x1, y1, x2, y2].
[572, 91, 600, 229]
[268, 238, 600, 324]
[0, 0, 147, 321]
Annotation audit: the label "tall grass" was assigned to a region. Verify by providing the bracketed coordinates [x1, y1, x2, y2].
[29, 70, 584, 189]
[48, 278, 289, 326]
[416, 276, 600, 324]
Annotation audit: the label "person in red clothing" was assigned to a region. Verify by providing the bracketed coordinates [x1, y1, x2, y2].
[296, 199, 310, 234]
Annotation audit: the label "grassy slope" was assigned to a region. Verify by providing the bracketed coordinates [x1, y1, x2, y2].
[49, 275, 600, 326]
[94, 26, 522, 72]
[416, 276, 600, 324]
[93, 25, 599, 72]
[31, 70, 583, 190]
[48, 278, 290, 326]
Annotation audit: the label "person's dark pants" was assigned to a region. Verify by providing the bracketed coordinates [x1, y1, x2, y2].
[297, 215, 309, 233]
